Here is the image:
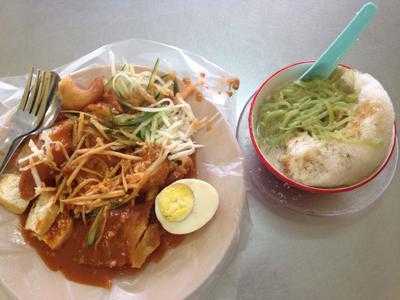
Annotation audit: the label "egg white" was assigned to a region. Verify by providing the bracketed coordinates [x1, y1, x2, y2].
[155, 178, 219, 234]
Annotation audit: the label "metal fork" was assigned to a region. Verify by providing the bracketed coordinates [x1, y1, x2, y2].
[0, 68, 60, 173]
[0, 90, 61, 175]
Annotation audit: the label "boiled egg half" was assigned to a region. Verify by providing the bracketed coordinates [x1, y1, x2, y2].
[155, 179, 219, 234]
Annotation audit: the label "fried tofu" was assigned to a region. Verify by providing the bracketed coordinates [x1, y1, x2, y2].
[130, 224, 161, 268]
[25, 192, 59, 235]
[0, 174, 30, 214]
[142, 161, 171, 192]
[6, 141, 31, 173]
[40, 213, 73, 250]
[125, 204, 151, 256]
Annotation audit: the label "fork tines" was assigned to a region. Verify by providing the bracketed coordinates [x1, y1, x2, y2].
[18, 67, 59, 121]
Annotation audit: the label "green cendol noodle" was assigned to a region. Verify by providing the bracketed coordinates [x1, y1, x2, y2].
[255, 70, 359, 150]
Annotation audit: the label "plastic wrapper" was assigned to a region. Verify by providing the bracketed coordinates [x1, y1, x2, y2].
[0, 39, 249, 299]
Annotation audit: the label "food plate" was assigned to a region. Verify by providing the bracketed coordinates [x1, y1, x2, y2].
[0, 40, 246, 300]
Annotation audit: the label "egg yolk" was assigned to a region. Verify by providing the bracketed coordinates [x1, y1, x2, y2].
[158, 183, 194, 222]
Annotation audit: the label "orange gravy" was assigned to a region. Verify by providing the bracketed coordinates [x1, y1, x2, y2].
[20, 212, 184, 289]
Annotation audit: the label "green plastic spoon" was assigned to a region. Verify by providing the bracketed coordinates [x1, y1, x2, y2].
[300, 2, 377, 81]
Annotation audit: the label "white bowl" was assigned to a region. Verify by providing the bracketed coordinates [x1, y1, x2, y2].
[248, 61, 396, 193]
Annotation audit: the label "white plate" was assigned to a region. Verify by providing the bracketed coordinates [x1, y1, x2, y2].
[0, 65, 245, 300]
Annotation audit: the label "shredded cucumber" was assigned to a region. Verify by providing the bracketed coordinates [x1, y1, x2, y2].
[101, 59, 204, 160]
[112, 112, 157, 127]
[147, 58, 160, 91]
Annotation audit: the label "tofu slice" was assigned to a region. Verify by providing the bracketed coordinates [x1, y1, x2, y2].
[125, 204, 151, 261]
[40, 213, 73, 250]
[130, 223, 161, 268]
[6, 141, 31, 173]
[25, 192, 59, 235]
[0, 174, 30, 214]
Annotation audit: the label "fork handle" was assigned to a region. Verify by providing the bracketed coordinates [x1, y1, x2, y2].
[0, 129, 30, 174]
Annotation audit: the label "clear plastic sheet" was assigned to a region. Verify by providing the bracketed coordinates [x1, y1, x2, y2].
[0, 39, 249, 300]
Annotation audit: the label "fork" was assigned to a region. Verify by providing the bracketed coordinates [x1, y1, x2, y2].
[0, 88, 61, 175]
[0, 68, 60, 173]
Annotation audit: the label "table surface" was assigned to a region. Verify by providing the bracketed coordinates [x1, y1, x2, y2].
[1, 1, 399, 299]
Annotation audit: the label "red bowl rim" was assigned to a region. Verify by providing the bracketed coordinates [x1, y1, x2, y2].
[248, 60, 397, 194]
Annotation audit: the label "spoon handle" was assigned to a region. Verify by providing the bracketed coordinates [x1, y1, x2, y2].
[300, 2, 377, 81]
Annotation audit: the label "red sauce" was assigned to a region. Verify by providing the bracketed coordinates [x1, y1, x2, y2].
[20, 211, 184, 289]
[18, 153, 196, 288]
